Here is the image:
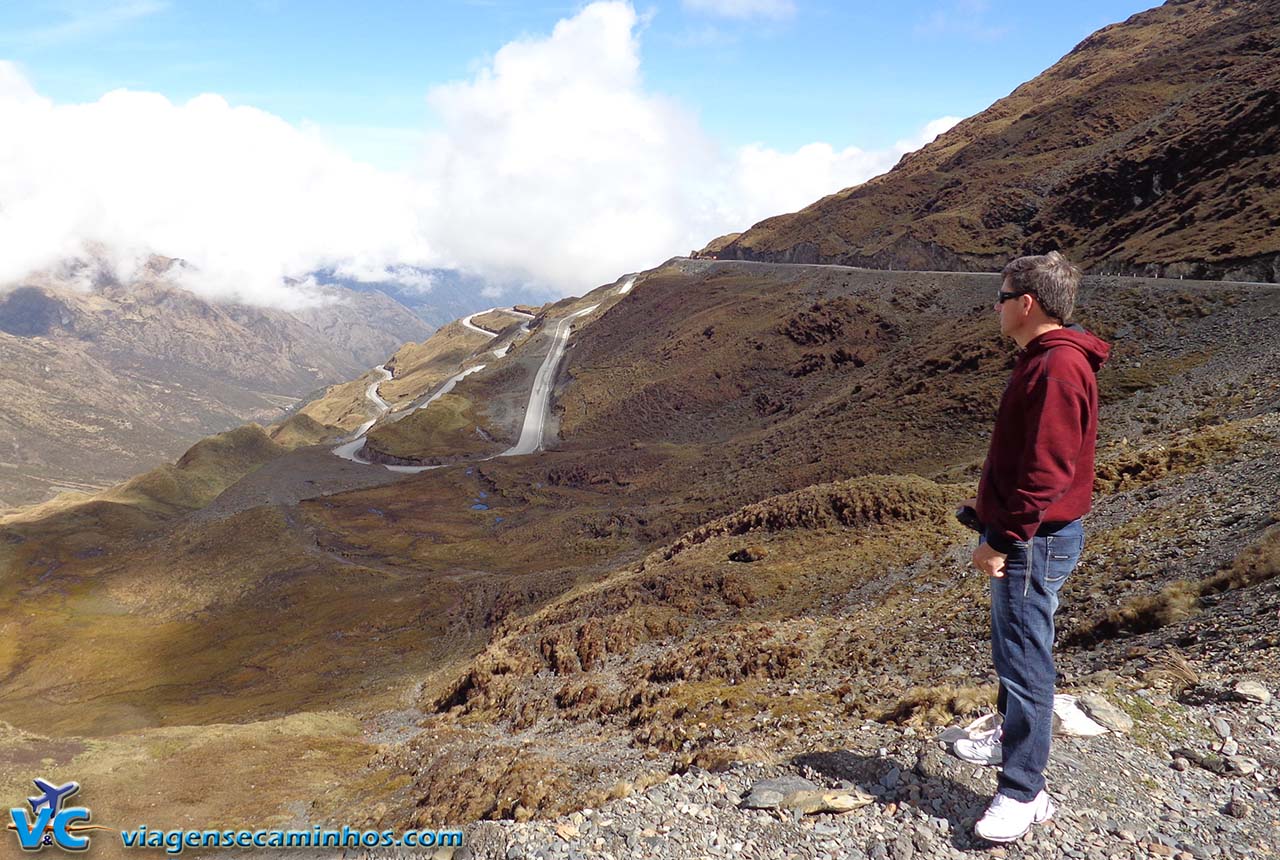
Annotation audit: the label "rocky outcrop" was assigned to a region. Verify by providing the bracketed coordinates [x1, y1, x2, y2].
[0, 287, 74, 336]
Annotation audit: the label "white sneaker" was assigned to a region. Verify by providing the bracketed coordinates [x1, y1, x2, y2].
[952, 731, 1003, 766]
[940, 712, 1002, 746]
[974, 791, 1056, 842]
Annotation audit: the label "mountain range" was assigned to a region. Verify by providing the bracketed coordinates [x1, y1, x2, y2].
[314, 266, 559, 331]
[1, 257, 1275, 851]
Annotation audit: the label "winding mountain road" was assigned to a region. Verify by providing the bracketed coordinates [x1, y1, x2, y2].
[461, 309, 501, 337]
[331, 364, 487, 472]
[330, 367, 393, 462]
[330, 301, 601, 471]
[501, 303, 598, 457]
[461, 307, 530, 357]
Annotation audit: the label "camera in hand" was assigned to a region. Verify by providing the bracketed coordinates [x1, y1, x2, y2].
[955, 505, 983, 533]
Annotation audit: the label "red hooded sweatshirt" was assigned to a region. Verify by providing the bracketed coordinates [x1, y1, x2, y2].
[976, 325, 1111, 554]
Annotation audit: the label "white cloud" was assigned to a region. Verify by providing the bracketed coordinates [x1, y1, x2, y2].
[414, 2, 955, 284]
[895, 115, 964, 151]
[414, 2, 722, 289]
[914, 1, 1009, 41]
[0, 61, 433, 309]
[732, 143, 891, 217]
[0, 3, 962, 305]
[720, 117, 960, 225]
[682, 0, 796, 20]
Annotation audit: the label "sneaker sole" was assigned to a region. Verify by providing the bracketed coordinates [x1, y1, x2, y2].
[974, 798, 1056, 843]
[949, 743, 1002, 767]
[952, 753, 1002, 767]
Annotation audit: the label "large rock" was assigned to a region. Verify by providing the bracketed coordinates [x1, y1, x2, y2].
[1234, 680, 1271, 705]
[1225, 756, 1259, 776]
[1078, 694, 1134, 734]
[740, 776, 874, 815]
[782, 789, 875, 815]
[1054, 694, 1110, 737]
[740, 776, 820, 809]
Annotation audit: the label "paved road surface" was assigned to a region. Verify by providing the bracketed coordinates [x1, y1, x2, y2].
[500, 304, 598, 457]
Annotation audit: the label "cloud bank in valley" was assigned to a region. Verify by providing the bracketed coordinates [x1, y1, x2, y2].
[0, 2, 959, 306]
[0, 60, 431, 309]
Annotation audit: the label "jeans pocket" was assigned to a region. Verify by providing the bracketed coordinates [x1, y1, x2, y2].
[1045, 534, 1082, 584]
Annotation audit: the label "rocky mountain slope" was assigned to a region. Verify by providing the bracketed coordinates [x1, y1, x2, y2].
[288, 287, 436, 369]
[387, 262, 1279, 833]
[719, 0, 1280, 282]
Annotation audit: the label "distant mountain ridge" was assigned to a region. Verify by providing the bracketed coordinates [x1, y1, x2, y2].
[719, 0, 1280, 282]
[313, 267, 559, 330]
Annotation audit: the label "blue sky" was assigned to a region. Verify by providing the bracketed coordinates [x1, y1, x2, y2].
[2, 0, 1158, 171]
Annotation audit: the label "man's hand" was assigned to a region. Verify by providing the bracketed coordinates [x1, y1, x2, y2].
[972, 541, 1008, 578]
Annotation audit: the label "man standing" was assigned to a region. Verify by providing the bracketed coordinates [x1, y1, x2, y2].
[955, 251, 1111, 842]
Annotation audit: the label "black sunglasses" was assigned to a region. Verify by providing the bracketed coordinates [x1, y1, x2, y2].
[996, 290, 1032, 304]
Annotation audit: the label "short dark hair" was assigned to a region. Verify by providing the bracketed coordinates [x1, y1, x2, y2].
[1002, 251, 1081, 323]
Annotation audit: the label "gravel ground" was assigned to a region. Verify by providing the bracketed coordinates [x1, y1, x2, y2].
[449, 682, 1279, 860]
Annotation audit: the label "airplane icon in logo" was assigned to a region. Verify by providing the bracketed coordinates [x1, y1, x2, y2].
[27, 779, 80, 815]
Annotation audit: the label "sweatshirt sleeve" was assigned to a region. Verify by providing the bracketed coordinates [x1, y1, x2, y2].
[985, 369, 1087, 555]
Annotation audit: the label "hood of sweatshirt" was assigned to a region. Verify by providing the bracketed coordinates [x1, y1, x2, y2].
[1021, 325, 1111, 373]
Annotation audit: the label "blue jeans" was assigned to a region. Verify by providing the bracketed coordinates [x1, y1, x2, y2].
[980, 518, 1083, 801]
